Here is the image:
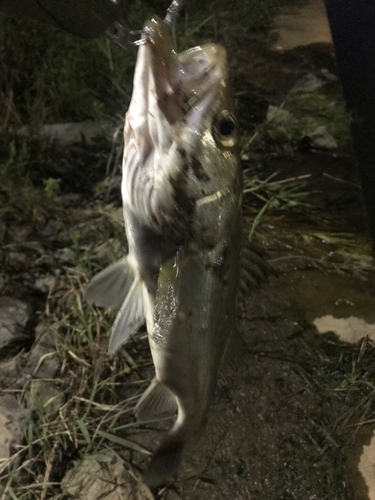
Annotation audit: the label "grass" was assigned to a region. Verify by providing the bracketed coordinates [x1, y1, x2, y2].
[0, 276, 154, 499]
[243, 170, 311, 211]
[0, 15, 136, 127]
[288, 87, 352, 147]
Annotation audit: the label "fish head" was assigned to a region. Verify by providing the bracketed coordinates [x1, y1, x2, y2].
[124, 16, 241, 245]
[127, 16, 237, 141]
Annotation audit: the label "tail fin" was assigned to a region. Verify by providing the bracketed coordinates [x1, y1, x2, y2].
[84, 257, 134, 309]
[108, 277, 144, 354]
[143, 434, 185, 488]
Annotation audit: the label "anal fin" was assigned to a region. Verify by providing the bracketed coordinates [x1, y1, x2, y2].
[135, 378, 177, 421]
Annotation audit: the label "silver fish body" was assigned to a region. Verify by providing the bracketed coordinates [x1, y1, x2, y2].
[85, 16, 243, 485]
[145, 215, 242, 485]
[131, 19, 242, 486]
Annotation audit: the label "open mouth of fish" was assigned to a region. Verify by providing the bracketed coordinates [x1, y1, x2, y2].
[128, 17, 233, 147]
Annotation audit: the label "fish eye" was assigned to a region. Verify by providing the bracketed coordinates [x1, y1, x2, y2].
[219, 118, 235, 136]
[213, 111, 237, 147]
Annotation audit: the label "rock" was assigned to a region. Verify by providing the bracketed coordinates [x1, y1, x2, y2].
[0, 395, 29, 464]
[94, 239, 123, 266]
[56, 247, 76, 265]
[347, 424, 375, 500]
[266, 105, 292, 123]
[359, 432, 375, 500]
[7, 225, 33, 243]
[33, 274, 57, 293]
[0, 223, 5, 245]
[292, 73, 326, 93]
[61, 193, 83, 207]
[40, 219, 66, 237]
[34, 253, 57, 268]
[61, 452, 154, 500]
[319, 68, 338, 82]
[7, 251, 28, 270]
[314, 315, 375, 344]
[16, 121, 110, 145]
[27, 380, 65, 415]
[0, 355, 22, 387]
[0, 297, 31, 351]
[301, 125, 338, 151]
[24, 334, 61, 379]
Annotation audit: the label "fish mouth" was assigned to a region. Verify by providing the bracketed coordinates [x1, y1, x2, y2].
[141, 17, 227, 126]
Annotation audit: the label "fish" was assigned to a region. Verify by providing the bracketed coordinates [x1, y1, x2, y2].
[84, 16, 268, 486]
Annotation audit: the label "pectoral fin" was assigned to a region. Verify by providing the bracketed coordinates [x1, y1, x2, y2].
[108, 277, 144, 354]
[84, 257, 134, 309]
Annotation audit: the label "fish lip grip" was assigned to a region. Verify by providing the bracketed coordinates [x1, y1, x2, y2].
[105, 0, 186, 50]
[105, 21, 143, 49]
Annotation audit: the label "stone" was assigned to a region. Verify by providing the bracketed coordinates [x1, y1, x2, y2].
[7, 225, 33, 243]
[94, 239, 123, 266]
[33, 274, 57, 294]
[302, 125, 338, 151]
[40, 219, 66, 237]
[61, 451, 154, 500]
[0, 395, 29, 464]
[313, 315, 375, 344]
[61, 193, 83, 207]
[56, 247, 76, 265]
[292, 73, 326, 93]
[0, 223, 5, 245]
[319, 68, 338, 82]
[266, 105, 292, 123]
[0, 356, 22, 387]
[27, 380, 65, 415]
[24, 334, 61, 379]
[308, 125, 338, 151]
[0, 297, 30, 350]
[6, 252, 28, 270]
[16, 121, 110, 145]
[346, 425, 375, 500]
[359, 433, 375, 500]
